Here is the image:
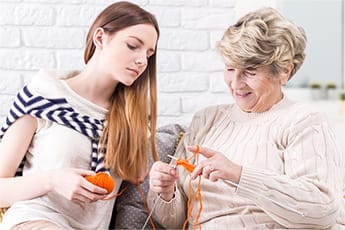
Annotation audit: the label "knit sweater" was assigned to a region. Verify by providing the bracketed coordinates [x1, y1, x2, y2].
[148, 96, 345, 229]
[0, 69, 121, 230]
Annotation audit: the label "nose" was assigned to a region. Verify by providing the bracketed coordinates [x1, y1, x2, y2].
[230, 70, 246, 89]
[134, 53, 148, 66]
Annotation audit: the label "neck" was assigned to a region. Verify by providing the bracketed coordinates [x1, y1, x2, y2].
[65, 65, 118, 109]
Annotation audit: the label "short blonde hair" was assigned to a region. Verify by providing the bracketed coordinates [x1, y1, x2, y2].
[217, 7, 306, 79]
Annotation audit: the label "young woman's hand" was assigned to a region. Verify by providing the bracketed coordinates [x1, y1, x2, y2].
[149, 161, 178, 201]
[189, 146, 242, 184]
[49, 168, 108, 203]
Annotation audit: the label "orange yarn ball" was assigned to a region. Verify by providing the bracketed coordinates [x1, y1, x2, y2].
[85, 172, 115, 194]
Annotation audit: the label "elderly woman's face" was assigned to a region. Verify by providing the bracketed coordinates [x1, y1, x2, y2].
[224, 65, 286, 113]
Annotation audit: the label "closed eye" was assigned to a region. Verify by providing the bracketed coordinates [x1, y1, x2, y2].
[127, 43, 137, 50]
[245, 71, 256, 76]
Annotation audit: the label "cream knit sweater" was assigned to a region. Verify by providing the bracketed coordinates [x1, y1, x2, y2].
[148, 96, 345, 229]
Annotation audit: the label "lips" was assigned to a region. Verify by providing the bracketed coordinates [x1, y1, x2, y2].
[127, 68, 139, 76]
[235, 91, 251, 97]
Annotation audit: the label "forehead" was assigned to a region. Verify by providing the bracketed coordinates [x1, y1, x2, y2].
[114, 24, 158, 47]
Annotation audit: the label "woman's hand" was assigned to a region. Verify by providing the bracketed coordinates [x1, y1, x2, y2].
[49, 168, 108, 203]
[149, 161, 178, 201]
[189, 146, 242, 184]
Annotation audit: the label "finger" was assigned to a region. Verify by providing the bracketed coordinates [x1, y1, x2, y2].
[150, 181, 174, 190]
[151, 162, 177, 176]
[150, 177, 176, 187]
[150, 183, 174, 194]
[78, 182, 108, 201]
[202, 166, 215, 179]
[71, 192, 94, 203]
[191, 163, 214, 180]
[190, 159, 210, 179]
[150, 173, 177, 189]
[73, 168, 96, 177]
[82, 179, 108, 195]
[187, 145, 216, 158]
[150, 173, 176, 183]
[190, 164, 203, 180]
[209, 170, 220, 182]
[84, 192, 107, 202]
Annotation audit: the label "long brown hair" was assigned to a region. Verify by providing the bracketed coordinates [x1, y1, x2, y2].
[84, 1, 159, 182]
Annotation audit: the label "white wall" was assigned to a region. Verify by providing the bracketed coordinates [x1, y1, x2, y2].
[0, 0, 344, 152]
[0, 0, 236, 127]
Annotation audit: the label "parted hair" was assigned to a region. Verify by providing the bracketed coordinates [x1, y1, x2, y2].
[217, 7, 307, 79]
[84, 1, 159, 182]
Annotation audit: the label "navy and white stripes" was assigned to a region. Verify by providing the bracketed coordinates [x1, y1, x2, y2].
[0, 86, 107, 176]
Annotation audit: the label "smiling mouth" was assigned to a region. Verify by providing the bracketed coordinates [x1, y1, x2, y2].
[235, 92, 251, 97]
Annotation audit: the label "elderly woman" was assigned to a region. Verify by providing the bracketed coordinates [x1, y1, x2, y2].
[148, 7, 345, 229]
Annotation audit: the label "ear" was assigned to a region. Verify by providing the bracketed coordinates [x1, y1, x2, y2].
[93, 27, 105, 50]
[279, 63, 293, 85]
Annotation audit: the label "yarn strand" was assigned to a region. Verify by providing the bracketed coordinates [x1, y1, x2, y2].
[174, 145, 202, 230]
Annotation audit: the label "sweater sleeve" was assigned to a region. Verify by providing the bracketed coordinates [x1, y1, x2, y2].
[147, 187, 187, 229]
[236, 111, 345, 228]
[147, 106, 221, 228]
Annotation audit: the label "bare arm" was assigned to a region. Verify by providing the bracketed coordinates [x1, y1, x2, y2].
[0, 115, 108, 207]
[0, 115, 47, 207]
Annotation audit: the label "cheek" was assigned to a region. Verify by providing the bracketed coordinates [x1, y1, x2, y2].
[223, 74, 231, 86]
[250, 79, 273, 94]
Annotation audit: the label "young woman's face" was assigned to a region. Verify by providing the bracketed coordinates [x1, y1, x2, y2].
[100, 24, 158, 86]
[223, 65, 287, 113]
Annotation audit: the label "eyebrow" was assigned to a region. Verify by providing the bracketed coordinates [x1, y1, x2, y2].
[129, 36, 155, 53]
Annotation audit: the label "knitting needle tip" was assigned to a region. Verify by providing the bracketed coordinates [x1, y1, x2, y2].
[167, 154, 178, 160]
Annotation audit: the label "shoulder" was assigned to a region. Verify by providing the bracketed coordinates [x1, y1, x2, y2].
[189, 104, 234, 130]
[27, 69, 79, 97]
[286, 100, 327, 125]
[276, 99, 331, 136]
[192, 104, 233, 120]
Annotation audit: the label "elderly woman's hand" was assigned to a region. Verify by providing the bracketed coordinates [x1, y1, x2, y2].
[149, 161, 178, 201]
[189, 146, 242, 184]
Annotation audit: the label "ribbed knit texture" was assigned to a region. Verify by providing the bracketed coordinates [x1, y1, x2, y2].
[148, 96, 345, 229]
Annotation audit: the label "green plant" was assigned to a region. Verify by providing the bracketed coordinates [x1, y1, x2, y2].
[309, 82, 321, 89]
[340, 92, 345, 101]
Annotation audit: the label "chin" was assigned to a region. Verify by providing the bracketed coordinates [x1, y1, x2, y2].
[237, 103, 254, 113]
[121, 79, 135, 86]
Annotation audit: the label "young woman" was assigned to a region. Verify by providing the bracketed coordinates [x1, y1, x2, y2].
[0, 1, 159, 229]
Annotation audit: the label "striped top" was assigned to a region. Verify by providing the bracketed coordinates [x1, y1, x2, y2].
[148, 96, 345, 229]
[0, 71, 107, 174]
[0, 69, 120, 230]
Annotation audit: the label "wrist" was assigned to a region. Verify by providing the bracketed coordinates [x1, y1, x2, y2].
[160, 191, 175, 201]
[160, 185, 176, 201]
